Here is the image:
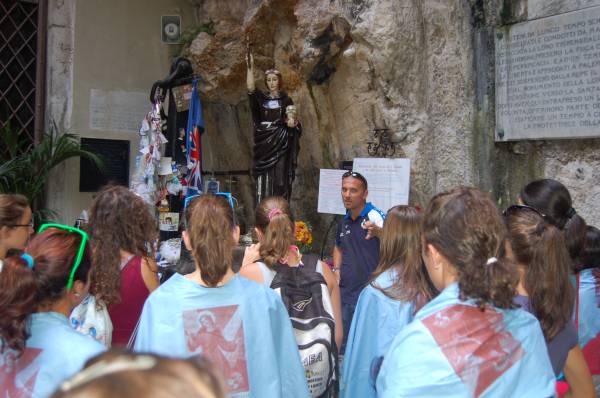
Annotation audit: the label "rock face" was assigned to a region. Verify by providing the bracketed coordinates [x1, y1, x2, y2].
[184, 0, 600, 252]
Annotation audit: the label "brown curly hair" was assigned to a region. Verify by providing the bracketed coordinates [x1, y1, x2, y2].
[87, 186, 157, 305]
[423, 187, 519, 310]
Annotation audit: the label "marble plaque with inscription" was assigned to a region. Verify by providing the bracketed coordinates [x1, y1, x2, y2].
[495, 6, 600, 140]
[89, 89, 149, 133]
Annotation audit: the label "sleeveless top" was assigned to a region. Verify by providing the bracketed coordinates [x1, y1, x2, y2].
[107, 256, 150, 346]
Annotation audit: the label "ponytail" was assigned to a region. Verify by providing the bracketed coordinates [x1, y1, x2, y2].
[526, 226, 573, 340]
[0, 257, 37, 353]
[254, 197, 295, 268]
[186, 195, 236, 287]
[423, 187, 519, 310]
[506, 208, 573, 340]
[1, 228, 93, 354]
[261, 213, 294, 268]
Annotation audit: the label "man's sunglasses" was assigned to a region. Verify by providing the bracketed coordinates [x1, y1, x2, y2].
[342, 170, 368, 186]
[37, 223, 89, 290]
[502, 204, 548, 220]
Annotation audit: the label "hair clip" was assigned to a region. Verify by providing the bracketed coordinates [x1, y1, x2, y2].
[486, 257, 498, 266]
[20, 253, 34, 269]
[566, 207, 576, 219]
[268, 208, 284, 220]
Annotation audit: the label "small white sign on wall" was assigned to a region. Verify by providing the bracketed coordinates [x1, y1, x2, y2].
[353, 157, 411, 212]
[317, 169, 346, 215]
[89, 89, 149, 133]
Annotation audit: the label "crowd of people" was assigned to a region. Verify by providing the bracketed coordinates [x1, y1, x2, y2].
[0, 174, 598, 398]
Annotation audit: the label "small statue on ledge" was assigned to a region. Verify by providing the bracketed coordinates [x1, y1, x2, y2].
[246, 47, 301, 206]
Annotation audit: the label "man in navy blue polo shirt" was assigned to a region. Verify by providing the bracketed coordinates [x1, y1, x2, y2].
[332, 171, 385, 352]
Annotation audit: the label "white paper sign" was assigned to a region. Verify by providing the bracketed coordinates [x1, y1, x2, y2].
[90, 89, 150, 132]
[317, 169, 346, 215]
[353, 157, 411, 212]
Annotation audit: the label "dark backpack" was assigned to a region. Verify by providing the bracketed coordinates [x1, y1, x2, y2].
[270, 254, 339, 398]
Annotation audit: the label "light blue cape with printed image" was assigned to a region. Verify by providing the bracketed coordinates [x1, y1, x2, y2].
[341, 268, 415, 398]
[0, 312, 106, 398]
[376, 283, 556, 398]
[134, 273, 310, 398]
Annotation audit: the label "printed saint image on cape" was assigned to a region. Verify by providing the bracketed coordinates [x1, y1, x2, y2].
[376, 283, 556, 398]
[183, 305, 249, 394]
[421, 305, 524, 397]
[0, 347, 42, 398]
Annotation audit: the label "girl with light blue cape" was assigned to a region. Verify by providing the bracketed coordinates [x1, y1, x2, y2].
[341, 205, 436, 398]
[0, 225, 106, 398]
[134, 194, 309, 398]
[376, 188, 556, 397]
[577, 226, 600, 379]
[505, 205, 595, 397]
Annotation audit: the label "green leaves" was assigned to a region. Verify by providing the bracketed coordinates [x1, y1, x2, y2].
[0, 124, 103, 223]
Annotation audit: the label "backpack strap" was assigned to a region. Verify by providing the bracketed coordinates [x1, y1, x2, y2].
[301, 253, 319, 272]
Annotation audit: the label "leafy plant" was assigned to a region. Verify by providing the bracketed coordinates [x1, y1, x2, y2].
[180, 20, 216, 48]
[0, 124, 103, 224]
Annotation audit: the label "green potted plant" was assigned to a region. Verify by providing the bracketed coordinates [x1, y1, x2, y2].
[0, 124, 103, 224]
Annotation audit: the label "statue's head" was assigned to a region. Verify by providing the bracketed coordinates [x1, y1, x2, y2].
[264, 69, 282, 93]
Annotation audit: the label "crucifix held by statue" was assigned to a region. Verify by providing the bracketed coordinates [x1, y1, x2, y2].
[246, 49, 301, 206]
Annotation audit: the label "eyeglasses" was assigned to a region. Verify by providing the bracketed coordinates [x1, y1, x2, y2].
[502, 204, 548, 220]
[37, 223, 89, 290]
[8, 220, 34, 228]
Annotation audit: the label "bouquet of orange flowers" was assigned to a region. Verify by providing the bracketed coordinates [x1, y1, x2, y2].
[295, 220, 313, 254]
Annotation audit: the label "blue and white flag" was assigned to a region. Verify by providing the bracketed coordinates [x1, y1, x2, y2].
[341, 269, 415, 398]
[185, 79, 205, 197]
[0, 312, 105, 398]
[376, 283, 556, 398]
[577, 269, 600, 374]
[134, 273, 310, 398]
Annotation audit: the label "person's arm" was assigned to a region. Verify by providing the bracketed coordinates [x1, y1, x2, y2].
[141, 257, 160, 292]
[246, 52, 255, 92]
[332, 245, 342, 284]
[562, 345, 595, 398]
[321, 261, 343, 349]
[238, 263, 265, 284]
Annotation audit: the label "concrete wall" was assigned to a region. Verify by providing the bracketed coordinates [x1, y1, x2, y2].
[46, 0, 194, 224]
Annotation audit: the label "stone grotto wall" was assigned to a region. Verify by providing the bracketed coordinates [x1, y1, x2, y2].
[183, 0, 600, 253]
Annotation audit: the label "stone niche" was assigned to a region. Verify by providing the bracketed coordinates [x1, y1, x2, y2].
[184, 0, 478, 254]
[184, 0, 600, 253]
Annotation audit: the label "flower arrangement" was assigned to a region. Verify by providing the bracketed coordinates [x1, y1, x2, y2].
[295, 220, 313, 254]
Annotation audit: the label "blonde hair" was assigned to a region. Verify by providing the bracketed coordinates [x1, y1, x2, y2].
[255, 196, 294, 268]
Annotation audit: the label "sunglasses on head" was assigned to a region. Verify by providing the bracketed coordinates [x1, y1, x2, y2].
[502, 204, 548, 220]
[37, 223, 89, 290]
[183, 192, 237, 228]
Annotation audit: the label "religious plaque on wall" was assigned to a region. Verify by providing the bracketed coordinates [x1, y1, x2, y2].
[495, 6, 600, 141]
[79, 138, 130, 192]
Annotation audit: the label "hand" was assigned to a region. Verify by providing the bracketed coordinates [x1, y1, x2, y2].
[286, 117, 297, 128]
[333, 268, 340, 285]
[364, 221, 382, 240]
[245, 53, 254, 70]
[242, 243, 261, 267]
